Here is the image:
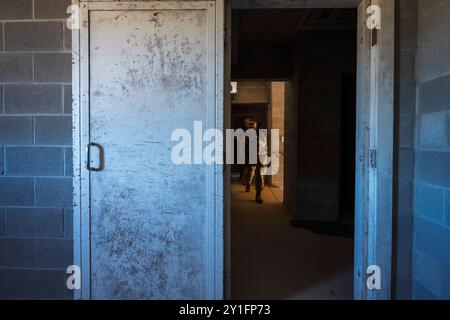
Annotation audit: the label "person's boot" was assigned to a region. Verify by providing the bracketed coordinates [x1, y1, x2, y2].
[245, 185, 251, 193]
[255, 190, 263, 204]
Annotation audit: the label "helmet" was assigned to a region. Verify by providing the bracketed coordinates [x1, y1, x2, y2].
[243, 118, 257, 129]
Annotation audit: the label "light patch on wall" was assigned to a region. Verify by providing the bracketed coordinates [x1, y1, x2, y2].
[420, 112, 448, 149]
[231, 81, 238, 94]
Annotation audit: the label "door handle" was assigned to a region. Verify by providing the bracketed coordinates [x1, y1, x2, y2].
[86, 142, 104, 171]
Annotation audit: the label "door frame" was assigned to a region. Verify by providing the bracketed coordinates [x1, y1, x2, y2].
[72, 0, 225, 300]
[224, 0, 395, 300]
[72, 0, 395, 300]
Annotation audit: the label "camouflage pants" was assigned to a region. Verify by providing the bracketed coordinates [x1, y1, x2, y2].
[243, 164, 264, 191]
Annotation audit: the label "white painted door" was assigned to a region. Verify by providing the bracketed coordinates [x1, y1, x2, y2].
[84, 2, 218, 299]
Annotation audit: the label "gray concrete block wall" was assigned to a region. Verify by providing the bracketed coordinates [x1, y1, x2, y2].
[270, 82, 285, 190]
[293, 29, 356, 222]
[0, 53, 33, 82]
[0, 0, 33, 20]
[5, 147, 64, 176]
[4, 22, 63, 51]
[413, 0, 450, 300]
[0, 0, 73, 300]
[5, 208, 64, 237]
[0, 116, 33, 145]
[230, 81, 270, 104]
[35, 116, 72, 145]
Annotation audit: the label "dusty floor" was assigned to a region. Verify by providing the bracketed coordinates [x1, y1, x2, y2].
[231, 181, 354, 300]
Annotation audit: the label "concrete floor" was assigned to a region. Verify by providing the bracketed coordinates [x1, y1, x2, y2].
[231, 181, 354, 300]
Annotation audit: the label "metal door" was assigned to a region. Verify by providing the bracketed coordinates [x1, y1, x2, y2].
[73, 1, 222, 300]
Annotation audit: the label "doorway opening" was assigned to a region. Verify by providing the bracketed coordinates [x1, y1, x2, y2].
[228, 8, 357, 300]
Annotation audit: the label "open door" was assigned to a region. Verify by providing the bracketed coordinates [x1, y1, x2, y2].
[354, 0, 394, 300]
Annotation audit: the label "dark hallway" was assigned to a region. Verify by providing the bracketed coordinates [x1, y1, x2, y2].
[229, 7, 357, 300]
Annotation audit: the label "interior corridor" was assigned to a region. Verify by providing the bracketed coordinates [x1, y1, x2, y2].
[231, 181, 354, 300]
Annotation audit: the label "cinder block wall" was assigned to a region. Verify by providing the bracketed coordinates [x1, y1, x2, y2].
[294, 29, 356, 222]
[0, 0, 73, 299]
[412, 0, 450, 299]
[270, 82, 285, 189]
[230, 81, 270, 104]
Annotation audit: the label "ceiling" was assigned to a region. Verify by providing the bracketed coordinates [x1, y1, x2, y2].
[237, 9, 357, 43]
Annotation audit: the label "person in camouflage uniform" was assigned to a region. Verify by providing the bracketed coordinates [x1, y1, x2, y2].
[242, 119, 268, 204]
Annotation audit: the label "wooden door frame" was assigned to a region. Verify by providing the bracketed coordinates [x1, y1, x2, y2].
[224, 0, 395, 300]
[72, 0, 225, 300]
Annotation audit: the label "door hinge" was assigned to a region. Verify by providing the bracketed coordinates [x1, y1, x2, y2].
[369, 149, 377, 169]
[371, 28, 378, 46]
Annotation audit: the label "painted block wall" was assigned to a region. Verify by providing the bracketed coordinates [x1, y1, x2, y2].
[0, 0, 73, 299]
[230, 81, 270, 104]
[289, 29, 357, 222]
[270, 82, 285, 189]
[413, 0, 450, 300]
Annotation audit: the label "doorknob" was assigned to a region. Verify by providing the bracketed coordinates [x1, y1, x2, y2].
[86, 142, 104, 171]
